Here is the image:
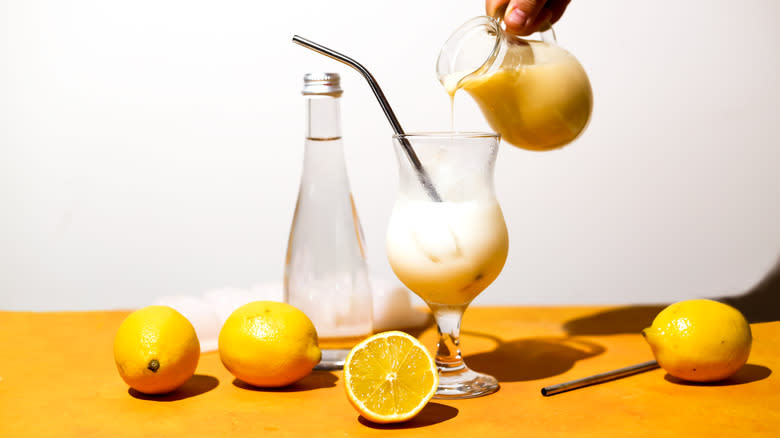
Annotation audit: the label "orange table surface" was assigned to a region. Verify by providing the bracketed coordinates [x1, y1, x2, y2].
[1, 306, 778, 437]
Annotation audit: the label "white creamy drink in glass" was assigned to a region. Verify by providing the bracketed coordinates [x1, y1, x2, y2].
[386, 199, 507, 306]
[386, 132, 508, 398]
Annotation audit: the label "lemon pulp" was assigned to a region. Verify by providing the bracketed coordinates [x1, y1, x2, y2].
[344, 331, 438, 423]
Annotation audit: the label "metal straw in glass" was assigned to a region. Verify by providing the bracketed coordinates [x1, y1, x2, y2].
[292, 35, 441, 202]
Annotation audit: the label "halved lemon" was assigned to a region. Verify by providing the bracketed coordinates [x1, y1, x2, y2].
[344, 331, 438, 424]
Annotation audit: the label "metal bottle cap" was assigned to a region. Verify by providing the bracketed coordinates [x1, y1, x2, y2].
[302, 72, 343, 97]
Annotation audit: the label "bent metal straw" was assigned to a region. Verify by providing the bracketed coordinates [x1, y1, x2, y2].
[292, 35, 442, 202]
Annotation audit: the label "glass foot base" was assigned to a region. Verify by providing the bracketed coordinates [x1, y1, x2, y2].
[434, 367, 499, 399]
[313, 349, 350, 371]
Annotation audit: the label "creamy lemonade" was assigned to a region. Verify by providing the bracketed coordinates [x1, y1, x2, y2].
[444, 40, 592, 151]
[386, 199, 508, 306]
[386, 131, 505, 398]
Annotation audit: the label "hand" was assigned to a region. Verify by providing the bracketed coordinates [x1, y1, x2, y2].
[486, 0, 571, 36]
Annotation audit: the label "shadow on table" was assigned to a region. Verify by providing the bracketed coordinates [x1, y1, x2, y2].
[129, 374, 219, 401]
[664, 364, 772, 386]
[563, 305, 665, 336]
[232, 370, 338, 392]
[357, 402, 458, 429]
[397, 313, 435, 339]
[564, 256, 780, 336]
[463, 332, 606, 382]
[719, 257, 780, 324]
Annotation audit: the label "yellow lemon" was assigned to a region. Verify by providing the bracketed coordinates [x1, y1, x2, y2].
[218, 301, 321, 387]
[344, 331, 438, 424]
[642, 299, 752, 382]
[113, 305, 200, 394]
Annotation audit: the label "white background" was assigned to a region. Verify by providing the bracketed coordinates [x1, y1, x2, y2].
[2, 0, 779, 311]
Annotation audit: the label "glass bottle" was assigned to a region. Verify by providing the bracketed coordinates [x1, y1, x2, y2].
[284, 72, 373, 370]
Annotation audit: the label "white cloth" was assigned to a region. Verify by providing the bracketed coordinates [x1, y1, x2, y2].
[154, 277, 429, 353]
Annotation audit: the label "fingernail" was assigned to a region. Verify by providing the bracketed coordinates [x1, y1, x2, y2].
[506, 7, 527, 29]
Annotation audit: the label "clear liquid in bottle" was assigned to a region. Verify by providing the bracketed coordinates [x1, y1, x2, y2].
[284, 73, 373, 369]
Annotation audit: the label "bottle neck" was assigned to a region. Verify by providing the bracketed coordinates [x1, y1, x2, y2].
[305, 95, 342, 140]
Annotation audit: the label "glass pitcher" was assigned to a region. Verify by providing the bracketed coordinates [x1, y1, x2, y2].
[437, 16, 593, 151]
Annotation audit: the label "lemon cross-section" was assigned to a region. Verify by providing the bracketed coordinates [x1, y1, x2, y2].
[344, 331, 438, 424]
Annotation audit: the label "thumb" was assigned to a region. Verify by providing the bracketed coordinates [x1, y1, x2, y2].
[503, 0, 546, 36]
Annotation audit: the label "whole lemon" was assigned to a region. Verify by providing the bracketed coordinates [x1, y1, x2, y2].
[218, 301, 321, 387]
[114, 305, 200, 394]
[642, 299, 752, 382]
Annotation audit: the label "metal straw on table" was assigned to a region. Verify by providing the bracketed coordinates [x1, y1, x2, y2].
[292, 35, 442, 202]
[541, 360, 660, 396]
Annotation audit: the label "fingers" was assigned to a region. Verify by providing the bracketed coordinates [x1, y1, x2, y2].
[503, 0, 546, 36]
[522, 5, 553, 34]
[485, 0, 511, 18]
[546, 0, 571, 26]
[485, 0, 571, 36]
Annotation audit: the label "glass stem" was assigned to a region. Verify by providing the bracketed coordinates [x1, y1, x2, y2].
[432, 304, 468, 373]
